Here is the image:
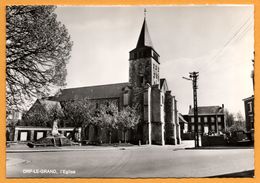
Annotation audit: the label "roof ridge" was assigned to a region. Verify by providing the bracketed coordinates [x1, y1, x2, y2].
[197, 105, 221, 108]
[63, 82, 129, 91]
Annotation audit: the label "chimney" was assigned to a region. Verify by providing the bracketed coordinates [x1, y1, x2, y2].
[222, 104, 224, 109]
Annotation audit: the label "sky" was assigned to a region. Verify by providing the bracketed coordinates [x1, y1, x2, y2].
[55, 5, 254, 116]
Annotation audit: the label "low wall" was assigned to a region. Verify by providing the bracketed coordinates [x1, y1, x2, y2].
[181, 132, 195, 140]
[201, 135, 227, 146]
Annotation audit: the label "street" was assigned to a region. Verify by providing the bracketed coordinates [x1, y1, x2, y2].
[6, 147, 254, 178]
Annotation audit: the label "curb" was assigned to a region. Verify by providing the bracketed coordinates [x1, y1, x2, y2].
[6, 144, 190, 153]
[185, 146, 254, 150]
[6, 146, 150, 153]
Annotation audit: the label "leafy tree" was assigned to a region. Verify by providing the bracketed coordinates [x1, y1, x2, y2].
[61, 98, 96, 130]
[224, 109, 235, 127]
[117, 106, 140, 143]
[61, 99, 118, 143]
[6, 6, 73, 112]
[95, 103, 119, 144]
[236, 111, 245, 123]
[226, 112, 246, 133]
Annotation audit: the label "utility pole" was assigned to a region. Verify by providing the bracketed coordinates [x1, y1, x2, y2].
[183, 71, 199, 148]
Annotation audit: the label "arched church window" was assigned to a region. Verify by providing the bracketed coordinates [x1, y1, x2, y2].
[123, 93, 129, 106]
[138, 76, 144, 87]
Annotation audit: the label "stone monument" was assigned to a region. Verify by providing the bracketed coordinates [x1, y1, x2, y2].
[27, 119, 78, 148]
[51, 119, 60, 136]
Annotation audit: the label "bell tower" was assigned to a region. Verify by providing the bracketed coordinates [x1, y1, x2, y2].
[128, 14, 160, 145]
[129, 18, 160, 88]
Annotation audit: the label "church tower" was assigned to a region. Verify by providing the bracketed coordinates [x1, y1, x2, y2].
[129, 18, 160, 88]
[128, 16, 161, 144]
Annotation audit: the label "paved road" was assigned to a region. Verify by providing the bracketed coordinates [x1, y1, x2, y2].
[6, 147, 254, 178]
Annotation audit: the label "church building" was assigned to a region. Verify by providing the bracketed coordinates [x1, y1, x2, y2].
[14, 18, 182, 145]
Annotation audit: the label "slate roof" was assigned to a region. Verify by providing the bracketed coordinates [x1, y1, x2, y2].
[136, 19, 154, 48]
[242, 95, 254, 101]
[188, 106, 224, 115]
[178, 113, 188, 123]
[55, 82, 129, 101]
[160, 78, 168, 91]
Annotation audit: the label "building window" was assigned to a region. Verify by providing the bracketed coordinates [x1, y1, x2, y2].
[198, 117, 201, 123]
[204, 125, 209, 133]
[218, 125, 222, 130]
[198, 125, 202, 132]
[211, 117, 215, 122]
[138, 76, 144, 86]
[248, 102, 253, 112]
[217, 117, 221, 123]
[191, 117, 194, 123]
[123, 93, 129, 106]
[250, 116, 254, 129]
[211, 125, 215, 131]
[20, 131, 28, 141]
[204, 117, 208, 123]
[65, 132, 71, 137]
[36, 132, 44, 140]
[191, 125, 195, 131]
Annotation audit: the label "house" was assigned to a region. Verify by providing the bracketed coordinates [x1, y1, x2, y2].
[179, 113, 188, 135]
[243, 96, 254, 132]
[14, 17, 182, 145]
[178, 113, 188, 139]
[243, 54, 254, 134]
[184, 105, 226, 134]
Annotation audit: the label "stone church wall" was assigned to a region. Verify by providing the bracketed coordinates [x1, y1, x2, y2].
[165, 91, 176, 145]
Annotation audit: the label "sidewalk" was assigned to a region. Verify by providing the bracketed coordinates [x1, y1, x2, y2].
[185, 145, 254, 150]
[6, 141, 194, 153]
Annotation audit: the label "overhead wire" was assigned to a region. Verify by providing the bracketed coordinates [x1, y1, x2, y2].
[198, 13, 254, 73]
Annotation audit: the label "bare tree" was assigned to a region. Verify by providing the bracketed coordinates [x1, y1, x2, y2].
[6, 6, 73, 112]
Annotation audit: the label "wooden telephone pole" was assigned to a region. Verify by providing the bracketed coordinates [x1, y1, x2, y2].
[190, 72, 199, 147]
[183, 71, 199, 147]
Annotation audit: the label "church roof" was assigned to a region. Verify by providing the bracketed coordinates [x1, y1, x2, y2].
[188, 106, 224, 115]
[56, 82, 129, 101]
[136, 19, 154, 48]
[160, 79, 165, 88]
